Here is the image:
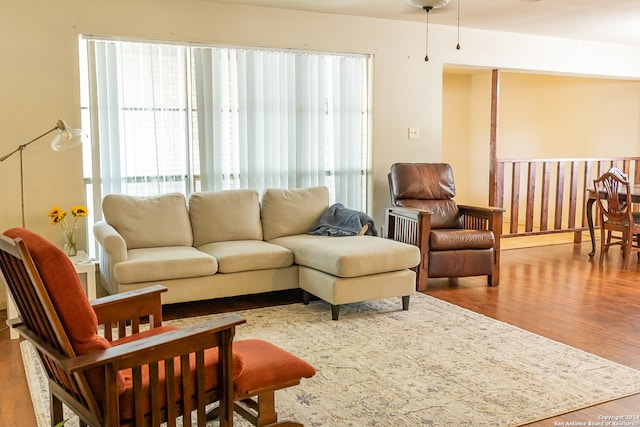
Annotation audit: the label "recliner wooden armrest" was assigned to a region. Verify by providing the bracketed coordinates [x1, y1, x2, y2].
[10, 314, 245, 374]
[457, 204, 505, 241]
[458, 204, 504, 223]
[64, 314, 246, 373]
[385, 207, 431, 291]
[90, 285, 167, 338]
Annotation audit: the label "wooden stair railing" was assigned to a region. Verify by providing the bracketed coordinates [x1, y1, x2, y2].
[491, 157, 640, 239]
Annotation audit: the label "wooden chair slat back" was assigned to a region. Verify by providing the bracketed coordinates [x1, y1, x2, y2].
[594, 171, 633, 223]
[0, 234, 100, 419]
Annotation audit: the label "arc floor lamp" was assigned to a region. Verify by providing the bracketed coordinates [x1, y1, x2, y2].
[0, 119, 85, 227]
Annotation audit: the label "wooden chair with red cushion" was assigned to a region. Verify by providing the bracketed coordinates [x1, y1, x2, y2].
[0, 228, 315, 427]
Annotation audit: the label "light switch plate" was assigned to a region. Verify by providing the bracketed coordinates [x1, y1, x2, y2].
[408, 127, 420, 140]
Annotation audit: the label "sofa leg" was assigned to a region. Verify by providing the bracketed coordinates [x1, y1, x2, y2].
[331, 305, 340, 320]
[302, 290, 311, 305]
[402, 295, 410, 311]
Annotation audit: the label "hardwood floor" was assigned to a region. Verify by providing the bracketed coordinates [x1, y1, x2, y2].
[2, 240, 640, 425]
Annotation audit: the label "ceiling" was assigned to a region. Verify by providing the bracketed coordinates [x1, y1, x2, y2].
[211, 0, 640, 46]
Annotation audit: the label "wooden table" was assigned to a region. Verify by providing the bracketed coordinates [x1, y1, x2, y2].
[586, 184, 640, 257]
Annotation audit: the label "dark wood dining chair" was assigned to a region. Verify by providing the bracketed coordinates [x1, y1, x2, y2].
[593, 170, 640, 269]
[0, 227, 315, 427]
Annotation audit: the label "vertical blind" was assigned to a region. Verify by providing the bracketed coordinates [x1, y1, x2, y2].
[83, 38, 370, 215]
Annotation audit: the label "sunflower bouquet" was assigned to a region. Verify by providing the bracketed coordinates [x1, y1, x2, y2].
[47, 205, 89, 256]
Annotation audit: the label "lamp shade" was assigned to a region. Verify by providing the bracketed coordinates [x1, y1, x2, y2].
[51, 119, 86, 151]
[407, 0, 450, 9]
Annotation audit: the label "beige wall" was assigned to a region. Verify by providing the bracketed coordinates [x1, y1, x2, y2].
[443, 72, 640, 206]
[498, 73, 640, 159]
[2, 0, 640, 305]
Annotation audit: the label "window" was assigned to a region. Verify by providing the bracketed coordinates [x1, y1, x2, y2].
[80, 38, 371, 242]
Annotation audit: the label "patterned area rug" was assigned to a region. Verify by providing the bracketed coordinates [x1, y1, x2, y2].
[22, 293, 640, 426]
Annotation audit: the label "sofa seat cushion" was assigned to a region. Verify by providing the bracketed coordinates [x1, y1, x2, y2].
[430, 229, 494, 251]
[197, 241, 293, 273]
[269, 234, 420, 278]
[114, 247, 217, 284]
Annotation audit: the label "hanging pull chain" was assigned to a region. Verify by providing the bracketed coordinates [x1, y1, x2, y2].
[424, 6, 432, 61]
[456, 0, 461, 50]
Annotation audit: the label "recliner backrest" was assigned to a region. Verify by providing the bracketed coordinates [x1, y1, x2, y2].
[389, 163, 462, 229]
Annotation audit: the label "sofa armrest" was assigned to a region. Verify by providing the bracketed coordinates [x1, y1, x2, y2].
[93, 221, 127, 262]
[93, 221, 128, 296]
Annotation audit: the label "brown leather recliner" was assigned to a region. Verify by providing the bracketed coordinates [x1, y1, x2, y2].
[385, 163, 504, 291]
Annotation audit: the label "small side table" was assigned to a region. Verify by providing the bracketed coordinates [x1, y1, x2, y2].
[5, 250, 97, 339]
[69, 251, 98, 301]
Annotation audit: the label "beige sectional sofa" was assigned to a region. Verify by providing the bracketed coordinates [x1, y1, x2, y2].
[93, 186, 420, 319]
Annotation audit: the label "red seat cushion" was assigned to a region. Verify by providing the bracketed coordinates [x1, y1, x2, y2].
[111, 325, 245, 421]
[233, 339, 316, 394]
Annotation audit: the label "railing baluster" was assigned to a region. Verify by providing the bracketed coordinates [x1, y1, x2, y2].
[525, 163, 536, 233]
[540, 162, 551, 232]
[510, 163, 521, 234]
[554, 162, 565, 230]
[495, 157, 640, 238]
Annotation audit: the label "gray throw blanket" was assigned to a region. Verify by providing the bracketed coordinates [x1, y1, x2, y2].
[308, 203, 377, 236]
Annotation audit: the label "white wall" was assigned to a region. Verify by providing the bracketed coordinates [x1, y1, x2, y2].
[2, 0, 640, 305]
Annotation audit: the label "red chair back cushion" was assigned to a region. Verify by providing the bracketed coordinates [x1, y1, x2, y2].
[3, 228, 125, 398]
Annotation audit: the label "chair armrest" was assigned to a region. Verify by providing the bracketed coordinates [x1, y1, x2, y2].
[385, 206, 431, 291]
[63, 314, 247, 373]
[458, 205, 504, 234]
[385, 206, 432, 247]
[385, 207, 432, 241]
[91, 285, 167, 331]
[457, 204, 505, 217]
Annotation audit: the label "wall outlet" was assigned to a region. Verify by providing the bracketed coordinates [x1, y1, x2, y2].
[408, 127, 420, 140]
[0, 300, 6, 311]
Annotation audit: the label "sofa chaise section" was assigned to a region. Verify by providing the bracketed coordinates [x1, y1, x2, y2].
[261, 187, 420, 320]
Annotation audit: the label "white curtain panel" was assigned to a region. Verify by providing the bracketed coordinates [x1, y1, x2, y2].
[89, 40, 191, 198]
[86, 39, 368, 211]
[193, 47, 367, 209]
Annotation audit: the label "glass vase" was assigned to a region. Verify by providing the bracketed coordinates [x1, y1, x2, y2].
[63, 229, 77, 257]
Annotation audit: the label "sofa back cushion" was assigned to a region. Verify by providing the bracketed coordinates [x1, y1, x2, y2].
[102, 193, 193, 249]
[189, 190, 263, 246]
[261, 186, 329, 241]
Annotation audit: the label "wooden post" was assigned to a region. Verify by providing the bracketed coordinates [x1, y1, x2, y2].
[489, 69, 500, 207]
